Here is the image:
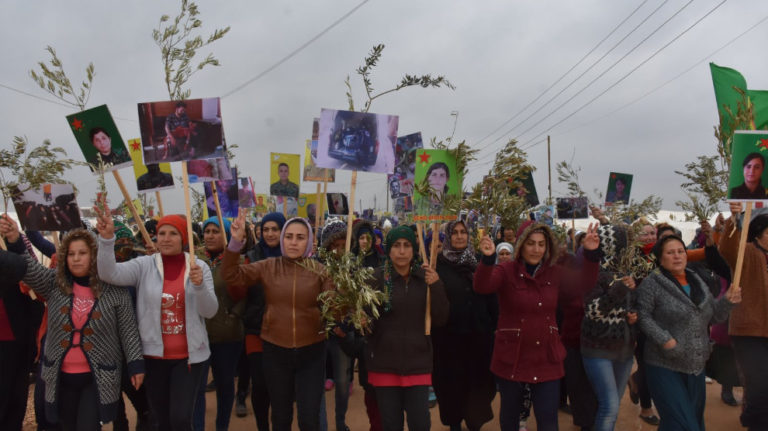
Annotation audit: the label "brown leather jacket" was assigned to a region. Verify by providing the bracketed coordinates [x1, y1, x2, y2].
[221, 249, 333, 348]
[720, 218, 768, 338]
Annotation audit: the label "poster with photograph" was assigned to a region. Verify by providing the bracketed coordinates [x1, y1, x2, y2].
[605, 172, 633, 205]
[326, 193, 349, 216]
[316, 108, 398, 173]
[137, 98, 225, 163]
[533, 205, 555, 226]
[394, 196, 413, 214]
[204, 168, 239, 219]
[12, 183, 82, 231]
[253, 193, 269, 213]
[303, 118, 336, 182]
[388, 132, 423, 199]
[510, 173, 539, 207]
[275, 196, 298, 217]
[188, 157, 233, 183]
[413, 149, 461, 221]
[297, 194, 318, 221]
[270, 153, 301, 198]
[127, 138, 175, 193]
[556, 197, 589, 219]
[66, 105, 132, 172]
[727, 131, 768, 201]
[238, 177, 256, 208]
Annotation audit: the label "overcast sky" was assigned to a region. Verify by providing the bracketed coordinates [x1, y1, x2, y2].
[2, 0, 768, 217]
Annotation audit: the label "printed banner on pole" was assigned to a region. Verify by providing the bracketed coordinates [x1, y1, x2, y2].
[11, 183, 82, 231]
[127, 138, 175, 193]
[66, 105, 132, 172]
[316, 108, 398, 173]
[388, 132, 423, 199]
[270, 153, 301, 198]
[604, 172, 633, 206]
[727, 130, 768, 201]
[413, 149, 461, 221]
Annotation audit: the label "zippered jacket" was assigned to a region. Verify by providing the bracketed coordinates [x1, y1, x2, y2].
[220, 248, 333, 348]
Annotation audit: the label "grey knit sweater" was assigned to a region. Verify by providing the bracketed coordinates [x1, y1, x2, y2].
[637, 267, 733, 375]
[21, 255, 144, 424]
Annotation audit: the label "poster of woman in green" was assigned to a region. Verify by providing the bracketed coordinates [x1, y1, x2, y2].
[728, 130, 768, 201]
[413, 149, 461, 221]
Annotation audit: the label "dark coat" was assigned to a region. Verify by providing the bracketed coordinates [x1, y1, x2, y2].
[365, 266, 449, 375]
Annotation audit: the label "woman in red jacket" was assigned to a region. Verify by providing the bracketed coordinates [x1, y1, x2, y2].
[474, 221, 600, 431]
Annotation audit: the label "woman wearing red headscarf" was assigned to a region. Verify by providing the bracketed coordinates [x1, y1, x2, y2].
[95, 205, 217, 431]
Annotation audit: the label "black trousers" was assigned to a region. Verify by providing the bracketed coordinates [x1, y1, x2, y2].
[0, 341, 32, 431]
[732, 336, 768, 431]
[563, 347, 597, 427]
[247, 352, 270, 431]
[374, 385, 430, 431]
[144, 358, 205, 431]
[58, 372, 99, 431]
[262, 341, 326, 431]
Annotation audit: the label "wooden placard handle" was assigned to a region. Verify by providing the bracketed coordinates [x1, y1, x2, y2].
[111, 170, 153, 247]
[314, 183, 322, 247]
[345, 170, 358, 253]
[155, 191, 165, 218]
[732, 201, 753, 289]
[210, 181, 228, 247]
[181, 162, 196, 266]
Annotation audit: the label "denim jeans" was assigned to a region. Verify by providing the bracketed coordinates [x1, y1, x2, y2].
[327, 335, 353, 431]
[263, 340, 327, 431]
[582, 355, 633, 431]
[194, 341, 243, 431]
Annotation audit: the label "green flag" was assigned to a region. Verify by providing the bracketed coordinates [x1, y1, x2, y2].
[710, 63, 748, 136]
[748, 89, 768, 130]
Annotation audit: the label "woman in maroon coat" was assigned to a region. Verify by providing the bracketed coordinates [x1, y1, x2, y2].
[474, 221, 600, 431]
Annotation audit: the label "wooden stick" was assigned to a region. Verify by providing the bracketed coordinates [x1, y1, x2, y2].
[415, 223, 430, 334]
[155, 191, 165, 217]
[415, 223, 429, 263]
[210, 182, 228, 247]
[429, 222, 439, 270]
[571, 217, 576, 253]
[732, 201, 753, 289]
[181, 162, 196, 266]
[111, 170, 153, 247]
[52, 232, 60, 250]
[314, 183, 322, 247]
[0, 235, 7, 251]
[345, 170, 358, 253]
[319, 169, 329, 223]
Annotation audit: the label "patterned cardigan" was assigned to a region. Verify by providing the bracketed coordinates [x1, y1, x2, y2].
[20, 254, 144, 424]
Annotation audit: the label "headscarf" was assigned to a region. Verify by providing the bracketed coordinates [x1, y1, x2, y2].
[202, 216, 232, 242]
[385, 225, 418, 255]
[495, 242, 513, 264]
[441, 220, 478, 269]
[280, 217, 314, 258]
[114, 220, 139, 262]
[258, 212, 286, 258]
[382, 225, 420, 313]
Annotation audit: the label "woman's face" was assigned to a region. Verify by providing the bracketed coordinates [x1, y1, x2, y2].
[497, 248, 513, 263]
[659, 239, 687, 275]
[744, 157, 764, 187]
[67, 239, 91, 278]
[389, 238, 414, 270]
[157, 225, 183, 255]
[521, 232, 547, 266]
[615, 179, 625, 194]
[450, 223, 468, 250]
[428, 167, 448, 192]
[638, 225, 656, 244]
[358, 233, 372, 252]
[262, 221, 281, 248]
[283, 222, 308, 259]
[756, 227, 768, 250]
[203, 224, 224, 252]
[92, 131, 112, 156]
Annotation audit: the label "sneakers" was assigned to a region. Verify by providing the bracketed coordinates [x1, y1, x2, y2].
[235, 400, 248, 417]
[428, 386, 437, 408]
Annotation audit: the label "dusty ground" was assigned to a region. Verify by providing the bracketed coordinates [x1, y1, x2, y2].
[22, 376, 744, 430]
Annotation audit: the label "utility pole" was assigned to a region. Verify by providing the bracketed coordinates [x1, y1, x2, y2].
[547, 135, 552, 205]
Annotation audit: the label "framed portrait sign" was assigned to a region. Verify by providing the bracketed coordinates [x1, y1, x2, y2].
[727, 130, 768, 201]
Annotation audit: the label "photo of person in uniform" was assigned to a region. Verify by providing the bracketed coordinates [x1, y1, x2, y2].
[136, 164, 174, 191]
[88, 127, 130, 167]
[270, 163, 299, 198]
[731, 152, 768, 199]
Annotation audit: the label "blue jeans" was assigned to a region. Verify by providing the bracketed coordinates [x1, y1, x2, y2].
[194, 342, 243, 431]
[497, 377, 559, 431]
[326, 335, 352, 431]
[582, 356, 633, 431]
[645, 364, 706, 431]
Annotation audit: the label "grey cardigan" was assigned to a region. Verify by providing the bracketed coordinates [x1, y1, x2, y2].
[97, 236, 217, 364]
[20, 255, 144, 424]
[637, 267, 733, 375]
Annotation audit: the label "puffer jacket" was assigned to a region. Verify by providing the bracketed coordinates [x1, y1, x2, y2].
[197, 249, 244, 343]
[636, 267, 734, 374]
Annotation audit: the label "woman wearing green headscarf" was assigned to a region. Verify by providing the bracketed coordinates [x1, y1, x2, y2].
[365, 225, 449, 431]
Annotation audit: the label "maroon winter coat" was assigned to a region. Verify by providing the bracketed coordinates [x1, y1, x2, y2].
[474, 223, 600, 383]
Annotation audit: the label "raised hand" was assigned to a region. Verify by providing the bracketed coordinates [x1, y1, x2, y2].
[0, 214, 20, 243]
[581, 223, 600, 251]
[478, 235, 495, 257]
[230, 208, 247, 242]
[93, 201, 115, 239]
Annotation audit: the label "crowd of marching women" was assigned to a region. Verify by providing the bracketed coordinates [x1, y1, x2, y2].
[2, 199, 768, 431]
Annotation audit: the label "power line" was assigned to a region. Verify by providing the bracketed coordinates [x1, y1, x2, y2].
[519, 0, 729, 150]
[524, 12, 768, 150]
[471, 0, 650, 149]
[222, 0, 372, 98]
[471, 0, 682, 167]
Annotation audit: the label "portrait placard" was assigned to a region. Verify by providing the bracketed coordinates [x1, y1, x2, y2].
[316, 108, 398, 173]
[66, 105, 132, 172]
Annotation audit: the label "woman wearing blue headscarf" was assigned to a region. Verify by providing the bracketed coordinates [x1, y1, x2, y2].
[193, 216, 244, 431]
